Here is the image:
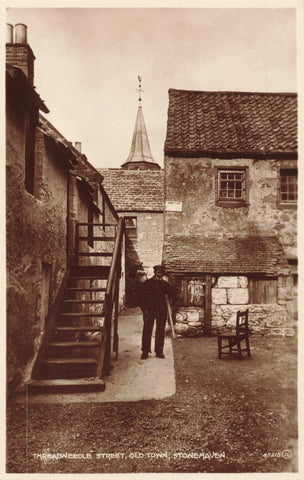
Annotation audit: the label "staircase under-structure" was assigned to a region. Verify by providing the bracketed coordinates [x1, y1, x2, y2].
[28, 218, 124, 394]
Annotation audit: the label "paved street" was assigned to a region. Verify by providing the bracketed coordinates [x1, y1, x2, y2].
[7, 308, 298, 474]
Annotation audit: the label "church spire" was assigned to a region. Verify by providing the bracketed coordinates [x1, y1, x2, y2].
[121, 76, 160, 170]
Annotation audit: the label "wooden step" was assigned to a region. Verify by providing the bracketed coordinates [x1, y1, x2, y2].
[60, 312, 104, 318]
[43, 358, 97, 366]
[68, 276, 108, 280]
[48, 341, 100, 348]
[28, 378, 106, 394]
[55, 326, 103, 332]
[63, 299, 104, 304]
[78, 236, 115, 242]
[65, 288, 106, 292]
[77, 223, 117, 227]
[78, 252, 113, 257]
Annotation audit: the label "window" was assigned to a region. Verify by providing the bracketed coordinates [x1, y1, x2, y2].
[216, 168, 247, 206]
[125, 216, 137, 238]
[280, 169, 297, 203]
[25, 117, 36, 194]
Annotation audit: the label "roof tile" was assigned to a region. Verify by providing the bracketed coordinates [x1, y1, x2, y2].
[165, 90, 297, 157]
[163, 235, 288, 275]
[99, 169, 164, 211]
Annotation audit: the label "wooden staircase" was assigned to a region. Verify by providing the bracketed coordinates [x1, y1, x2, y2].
[28, 220, 124, 394]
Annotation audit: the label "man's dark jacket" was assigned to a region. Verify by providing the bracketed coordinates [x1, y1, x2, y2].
[141, 277, 176, 317]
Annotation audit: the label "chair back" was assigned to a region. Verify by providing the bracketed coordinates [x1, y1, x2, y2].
[236, 309, 249, 335]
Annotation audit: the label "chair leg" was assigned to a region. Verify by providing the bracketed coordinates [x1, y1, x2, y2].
[237, 339, 242, 360]
[218, 337, 222, 359]
[246, 336, 251, 357]
[229, 338, 233, 354]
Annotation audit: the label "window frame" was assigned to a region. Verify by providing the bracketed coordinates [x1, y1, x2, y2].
[215, 166, 249, 207]
[278, 168, 297, 207]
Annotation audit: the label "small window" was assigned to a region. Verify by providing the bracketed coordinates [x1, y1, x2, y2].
[125, 216, 137, 238]
[216, 168, 247, 206]
[25, 118, 36, 194]
[280, 169, 297, 203]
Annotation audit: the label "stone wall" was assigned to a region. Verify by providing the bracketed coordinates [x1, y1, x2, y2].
[125, 211, 163, 277]
[6, 111, 69, 389]
[212, 276, 295, 336]
[175, 307, 204, 337]
[121, 211, 163, 305]
[173, 275, 295, 337]
[164, 156, 297, 258]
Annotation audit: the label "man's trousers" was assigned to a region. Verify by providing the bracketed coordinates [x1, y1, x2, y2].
[141, 313, 166, 355]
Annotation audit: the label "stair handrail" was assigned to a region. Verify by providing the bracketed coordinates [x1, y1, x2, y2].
[96, 217, 124, 377]
[102, 216, 124, 313]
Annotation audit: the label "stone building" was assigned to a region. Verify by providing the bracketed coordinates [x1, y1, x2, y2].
[100, 83, 164, 305]
[163, 89, 297, 337]
[6, 24, 122, 390]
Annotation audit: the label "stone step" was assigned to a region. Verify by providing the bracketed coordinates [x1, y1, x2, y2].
[28, 378, 105, 394]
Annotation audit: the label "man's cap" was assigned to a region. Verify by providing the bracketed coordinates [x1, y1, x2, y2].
[153, 264, 165, 272]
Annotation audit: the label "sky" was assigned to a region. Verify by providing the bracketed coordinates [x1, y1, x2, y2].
[5, 4, 298, 170]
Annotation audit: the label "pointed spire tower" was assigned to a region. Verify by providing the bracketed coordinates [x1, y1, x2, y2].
[121, 76, 160, 170]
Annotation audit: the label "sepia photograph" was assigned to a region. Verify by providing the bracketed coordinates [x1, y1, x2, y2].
[3, 1, 301, 476]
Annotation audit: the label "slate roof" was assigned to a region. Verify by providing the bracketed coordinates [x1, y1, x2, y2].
[163, 235, 288, 275]
[165, 89, 297, 158]
[99, 169, 164, 211]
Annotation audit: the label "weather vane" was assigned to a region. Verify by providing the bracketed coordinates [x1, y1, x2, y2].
[137, 75, 144, 104]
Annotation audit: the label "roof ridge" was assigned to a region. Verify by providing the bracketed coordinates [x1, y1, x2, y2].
[168, 88, 297, 97]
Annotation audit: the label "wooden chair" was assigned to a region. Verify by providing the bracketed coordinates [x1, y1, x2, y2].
[217, 309, 251, 360]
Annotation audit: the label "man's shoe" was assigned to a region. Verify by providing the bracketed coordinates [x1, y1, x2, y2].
[141, 352, 148, 359]
[156, 352, 165, 359]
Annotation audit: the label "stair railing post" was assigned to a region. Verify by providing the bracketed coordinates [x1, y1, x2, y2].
[113, 268, 120, 359]
[75, 222, 79, 266]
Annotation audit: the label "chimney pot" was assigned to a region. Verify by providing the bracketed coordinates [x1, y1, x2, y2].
[6, 24, 13, 43]
[15, 23, 27, 43]
[75, 142, 82, 153]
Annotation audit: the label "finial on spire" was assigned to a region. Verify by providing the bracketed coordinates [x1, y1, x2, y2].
[137, 75, 144, 105]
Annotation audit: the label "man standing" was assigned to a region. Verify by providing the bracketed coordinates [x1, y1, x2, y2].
[140, 265, 176, 359]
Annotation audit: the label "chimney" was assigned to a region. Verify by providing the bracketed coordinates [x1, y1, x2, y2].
[6, 23, 35, 86]
[75, 142, 82, 153]
[15, 23, 27, 43]
[6, 24, 13, 43]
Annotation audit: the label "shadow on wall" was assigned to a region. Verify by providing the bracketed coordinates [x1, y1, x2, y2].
[125, 235, 143, 307]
